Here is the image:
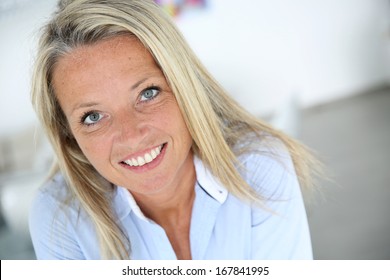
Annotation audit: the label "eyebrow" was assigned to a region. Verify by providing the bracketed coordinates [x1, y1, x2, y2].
[71, 102, 100, 114]
[131, 77, 149, 91]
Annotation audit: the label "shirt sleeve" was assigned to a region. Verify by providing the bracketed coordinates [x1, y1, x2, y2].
[245, 146, 313, 259]
[29, 186, 86, 260]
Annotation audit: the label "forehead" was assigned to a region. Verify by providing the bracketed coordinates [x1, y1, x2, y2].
[52, 35, 160, 92]
[57, 35, 152, 68]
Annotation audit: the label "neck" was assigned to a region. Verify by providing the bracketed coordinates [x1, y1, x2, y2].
[139, 186, 195, 227]
[130, 154, 196, 260]
[131, 155, 196, 227]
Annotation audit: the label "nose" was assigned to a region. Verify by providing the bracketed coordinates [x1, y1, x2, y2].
[112, 110, 148, 148]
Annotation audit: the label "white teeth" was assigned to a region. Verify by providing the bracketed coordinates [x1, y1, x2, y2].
[151, 149, 157, 159]
[137, 156, 145, 166]
[123, 144, 164, 167]
[131, 158, 138, 166]
[144, 153, 153, 163]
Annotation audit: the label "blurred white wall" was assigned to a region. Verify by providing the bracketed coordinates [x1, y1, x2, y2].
[177, 0, 390, 115]
[0, 0, 57, 137]
[0, 0, 389, 136]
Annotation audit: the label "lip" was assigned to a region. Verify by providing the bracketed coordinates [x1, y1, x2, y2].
[119, 143, 167, 173]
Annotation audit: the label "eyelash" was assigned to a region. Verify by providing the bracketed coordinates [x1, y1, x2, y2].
[79, 110, 101, 127]
[139, 86, 161, 103]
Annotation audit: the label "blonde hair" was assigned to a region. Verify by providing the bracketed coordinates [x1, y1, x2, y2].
[32, 0, 320, 259]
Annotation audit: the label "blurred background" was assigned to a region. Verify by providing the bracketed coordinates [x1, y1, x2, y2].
[0, 0, 389, 259]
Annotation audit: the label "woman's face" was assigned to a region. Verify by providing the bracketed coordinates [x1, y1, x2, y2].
[52, 35, 194, 196]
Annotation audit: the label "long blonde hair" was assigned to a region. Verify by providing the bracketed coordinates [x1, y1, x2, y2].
[32, 0, 320, 259]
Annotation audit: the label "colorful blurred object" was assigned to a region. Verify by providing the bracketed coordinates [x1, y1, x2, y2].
[154, 0, 207, 17]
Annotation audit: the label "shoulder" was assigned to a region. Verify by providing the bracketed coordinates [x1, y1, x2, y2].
[236, 135, 299, 200]
[236, 136, 313, 259]
[28, 173, 87, 259]
[30, 173, 79, 214]
[29, 173, 81, 234]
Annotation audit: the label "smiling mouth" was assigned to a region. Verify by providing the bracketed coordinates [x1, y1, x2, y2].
[121, 143, 165, 167]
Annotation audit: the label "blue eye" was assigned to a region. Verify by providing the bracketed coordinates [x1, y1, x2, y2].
[82, 112, 103, 125]
[140, 87, 160, 102]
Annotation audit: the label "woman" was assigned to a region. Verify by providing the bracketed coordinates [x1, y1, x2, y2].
[30, 0, 320, 260]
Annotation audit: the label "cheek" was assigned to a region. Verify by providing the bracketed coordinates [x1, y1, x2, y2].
[76, 136, 112, 166]
[155, 103, 188, 133]
[168, 108, 192, 145]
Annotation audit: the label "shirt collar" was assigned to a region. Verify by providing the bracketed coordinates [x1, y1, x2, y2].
[193, 156, 228, 204]
[115, 155, 228, 221]
[117, 186, 150, 222]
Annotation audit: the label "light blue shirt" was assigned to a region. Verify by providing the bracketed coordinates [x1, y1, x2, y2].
[29, 146, 313, 259]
